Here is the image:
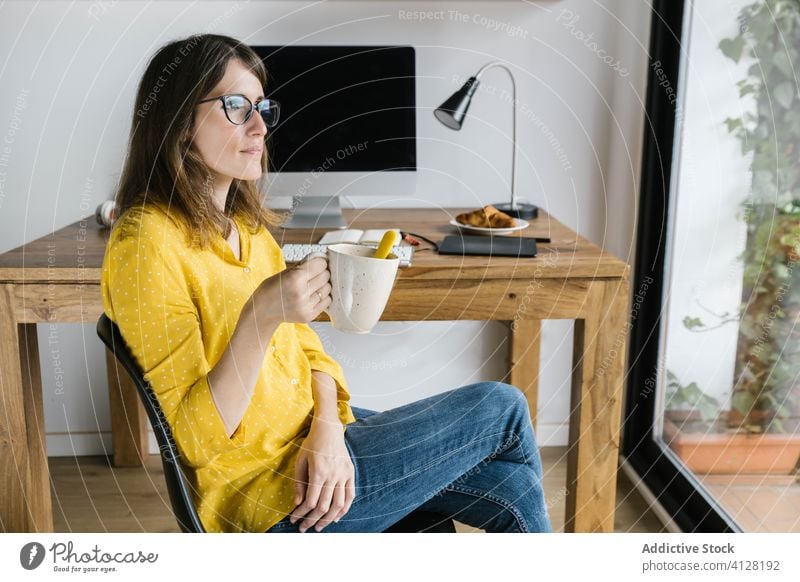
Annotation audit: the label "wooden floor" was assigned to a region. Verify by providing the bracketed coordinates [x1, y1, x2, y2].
[49, 447, 667, 533]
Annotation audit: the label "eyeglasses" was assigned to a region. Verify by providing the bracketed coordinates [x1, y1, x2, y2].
[197, 94, 281, 127]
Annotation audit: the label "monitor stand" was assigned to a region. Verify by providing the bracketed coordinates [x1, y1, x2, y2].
[280, 195, 348, 229]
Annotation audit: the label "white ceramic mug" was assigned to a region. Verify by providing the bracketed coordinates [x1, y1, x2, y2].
[306, 243, 400, 334]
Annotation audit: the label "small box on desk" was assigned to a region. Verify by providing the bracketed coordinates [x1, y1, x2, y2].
[437, 235, 538, 258]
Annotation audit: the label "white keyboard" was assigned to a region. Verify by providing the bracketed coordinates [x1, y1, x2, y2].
[281, 243, 414, 267]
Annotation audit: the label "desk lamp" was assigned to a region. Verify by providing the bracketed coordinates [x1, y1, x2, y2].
[434, 61, 538, 219]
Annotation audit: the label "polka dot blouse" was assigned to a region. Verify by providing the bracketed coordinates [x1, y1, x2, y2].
[100, 202, 355, 533]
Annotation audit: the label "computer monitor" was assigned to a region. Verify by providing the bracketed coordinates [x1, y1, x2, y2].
[252, 45, 417, 228]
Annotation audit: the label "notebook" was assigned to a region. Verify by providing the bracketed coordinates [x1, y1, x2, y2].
[438, 235, 538, 257]
[318, 228, 400, 245]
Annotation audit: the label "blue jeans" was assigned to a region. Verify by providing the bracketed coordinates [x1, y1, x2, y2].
[267, 381, 552, 533]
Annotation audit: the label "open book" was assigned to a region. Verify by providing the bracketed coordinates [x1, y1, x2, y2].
[317, 229, 401, 246]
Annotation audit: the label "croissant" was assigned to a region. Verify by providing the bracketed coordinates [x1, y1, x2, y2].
[456, 205, 517, 228]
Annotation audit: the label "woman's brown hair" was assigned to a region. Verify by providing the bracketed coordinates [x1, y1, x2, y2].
[115, 33, 284, 247]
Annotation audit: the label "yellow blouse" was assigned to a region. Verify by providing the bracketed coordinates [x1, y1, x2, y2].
[100, 203, 355, 533]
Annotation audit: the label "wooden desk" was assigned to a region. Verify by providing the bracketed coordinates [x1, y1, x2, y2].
[0, 208, 629, 533]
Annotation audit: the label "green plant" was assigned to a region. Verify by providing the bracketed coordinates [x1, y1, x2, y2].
[664, 370, 721, 432]
[717, 0, 800, 434]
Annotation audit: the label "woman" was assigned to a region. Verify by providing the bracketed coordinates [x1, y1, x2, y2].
[101, 33, 552, 533]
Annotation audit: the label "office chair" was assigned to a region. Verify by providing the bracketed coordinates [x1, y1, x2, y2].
[96, 314, 455, 533]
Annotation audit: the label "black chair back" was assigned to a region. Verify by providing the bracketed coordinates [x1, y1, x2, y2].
[97, 313, 205, 533]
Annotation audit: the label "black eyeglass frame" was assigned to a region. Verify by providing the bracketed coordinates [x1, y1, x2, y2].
[197, 94, 281, 127]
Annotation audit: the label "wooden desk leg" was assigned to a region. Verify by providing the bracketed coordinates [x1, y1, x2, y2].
[105, 350, 148, 467]
[564, 278, 629, 532]
[19, 322, 52, 531]
[0, 287, 53, 532]
[508, 319, 541, 431]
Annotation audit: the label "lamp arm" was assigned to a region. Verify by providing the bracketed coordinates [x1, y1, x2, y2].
[475, 61, 518, 209]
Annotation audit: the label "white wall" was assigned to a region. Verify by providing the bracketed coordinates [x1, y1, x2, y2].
[0, 0, 651, 455]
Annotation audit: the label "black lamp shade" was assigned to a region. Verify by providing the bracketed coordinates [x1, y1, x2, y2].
[434, 76, 480, 130]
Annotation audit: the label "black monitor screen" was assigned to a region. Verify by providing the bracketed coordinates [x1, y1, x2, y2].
[253, 45, 416, 173]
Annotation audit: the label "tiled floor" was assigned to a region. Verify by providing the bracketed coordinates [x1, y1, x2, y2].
[697, 474, 800, 532]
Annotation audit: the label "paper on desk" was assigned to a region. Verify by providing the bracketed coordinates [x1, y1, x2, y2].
[318, 229, 400, 246]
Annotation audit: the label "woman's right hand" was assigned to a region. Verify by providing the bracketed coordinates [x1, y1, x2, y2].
[253, 256, 332, 325]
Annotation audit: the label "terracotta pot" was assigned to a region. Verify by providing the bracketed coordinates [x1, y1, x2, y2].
[726, 408, 774, 429]
[665, 409, 704, 424]
[663, 418, 800, 475]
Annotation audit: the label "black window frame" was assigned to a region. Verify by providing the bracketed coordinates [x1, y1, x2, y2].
[621, 0, 738, 533]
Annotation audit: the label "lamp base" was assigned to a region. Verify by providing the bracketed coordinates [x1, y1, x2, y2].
[494, 202, 539, 220]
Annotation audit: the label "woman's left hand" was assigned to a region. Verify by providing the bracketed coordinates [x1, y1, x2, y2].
[290, 421, 355, 532]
